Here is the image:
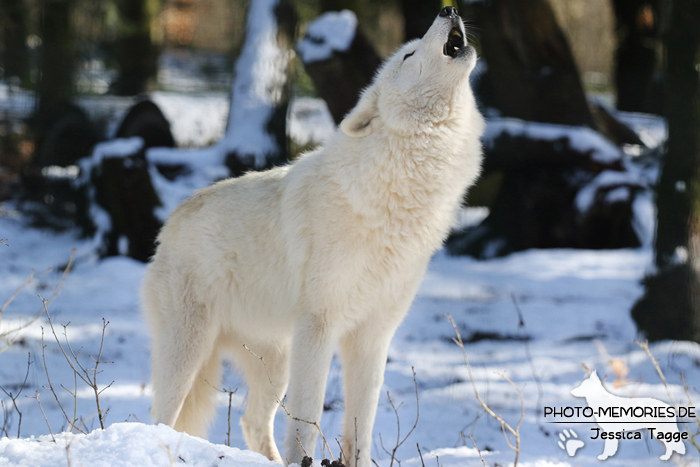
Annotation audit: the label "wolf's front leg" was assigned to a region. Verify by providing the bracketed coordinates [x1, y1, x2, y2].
[283, 315, 337, 464]
[339, 321, 397, 467]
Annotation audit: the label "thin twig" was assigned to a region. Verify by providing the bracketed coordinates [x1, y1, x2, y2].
[243, 344, 335, 461]
[1, 249, 75, 354]
[416, 443, 425, 467]
[511, 294, 542, 422]
[40, 326, 82, 433]
[446, 314, 522, 467]
[42, 297, 112, 430]
[379, 367, 420, 467]
[29, 391, 55, 442]
[468, 435, 486, 467]
[206, 380, 238, 446]
[0, 352, 31, 438]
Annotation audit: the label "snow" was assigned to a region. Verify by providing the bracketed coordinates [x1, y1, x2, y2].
[85, 137, 144, 166]
[288, 97, 336, 146]
[484, 118, 622, 165]
[297, 10, 358, 64]
[151, 92, 230, 148]
[574, 170, 644, 214]
[454, 207, 490, 231]
[0, 423, 279, 467]
[40, 166, 80, 180]
[2, 208, 699, 466]
[614, 111, 667, 150]
[631, 190, 656, 248]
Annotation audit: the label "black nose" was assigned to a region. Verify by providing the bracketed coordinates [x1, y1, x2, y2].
[439, 6, 458, 18]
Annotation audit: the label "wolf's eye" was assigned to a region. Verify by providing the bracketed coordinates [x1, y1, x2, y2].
[403, 51, 415, 61]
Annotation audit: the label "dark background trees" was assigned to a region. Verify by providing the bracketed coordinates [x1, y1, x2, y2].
[631, 0, 700, 342]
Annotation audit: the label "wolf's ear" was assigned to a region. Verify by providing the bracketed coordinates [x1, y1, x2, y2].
[590, 370, 600, 380]
[341, 87, 379, 138]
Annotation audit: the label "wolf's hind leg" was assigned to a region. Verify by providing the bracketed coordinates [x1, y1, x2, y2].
[172, 349, 222, 438]
[231, 341, 290, 463]
[150, 298, 220, 438]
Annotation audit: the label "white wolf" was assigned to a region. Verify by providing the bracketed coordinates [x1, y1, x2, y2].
[143, 7, 483, 467]
[571, 371, 686, 460]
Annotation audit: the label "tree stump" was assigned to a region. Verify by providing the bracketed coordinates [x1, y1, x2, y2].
[297, 10, 382, 125]
[447, 121, 646, 258]
[88, 138, 163, 262]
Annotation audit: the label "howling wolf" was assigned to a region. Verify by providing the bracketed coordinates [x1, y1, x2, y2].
[143, 6, 483, 467]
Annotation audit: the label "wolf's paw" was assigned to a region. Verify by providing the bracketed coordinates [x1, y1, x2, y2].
[558, 429, 584, 457]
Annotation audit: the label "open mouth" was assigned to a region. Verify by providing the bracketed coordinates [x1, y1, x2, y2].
[443, 27, 466, 58]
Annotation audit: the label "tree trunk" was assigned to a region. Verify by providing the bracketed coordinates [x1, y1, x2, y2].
[611, 0, 662, 113]
[223, 0, 297, 175]
[36, 0, 74, 114]
[631, 0, 700, 342]
[1, 0, 30, 85]
[112, 0, 157, 95]
[463, 0, 595, 128]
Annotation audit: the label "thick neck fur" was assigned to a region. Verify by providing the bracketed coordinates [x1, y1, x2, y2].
[321, 88, 483, 251]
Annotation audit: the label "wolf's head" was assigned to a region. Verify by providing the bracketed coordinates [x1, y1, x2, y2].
[571, 371, 604, 398]
[341, 7, 478, 138]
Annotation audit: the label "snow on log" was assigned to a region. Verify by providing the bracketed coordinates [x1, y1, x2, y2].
[78, 137, 163, 262]
[297, 10, 381, 124]
[448, 118, 654, 258]
[483, 118, 622, 165]
[297, 10, 358, 63]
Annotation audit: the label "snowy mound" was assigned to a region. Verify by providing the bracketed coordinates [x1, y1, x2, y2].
[0, 423, 279, 467]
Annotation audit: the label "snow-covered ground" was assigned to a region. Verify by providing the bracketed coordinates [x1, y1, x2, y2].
[0, 46, 696, 465]
[1, 206, 699, 466]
